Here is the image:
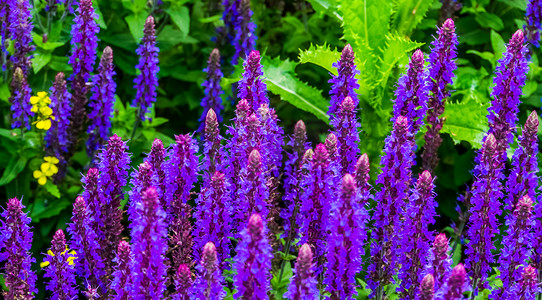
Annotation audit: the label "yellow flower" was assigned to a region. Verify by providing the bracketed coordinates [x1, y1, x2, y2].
[40, 248, 77, 268]
[35, 119, 52, 130]
[30, 91, 54, 131]
[44, 156, 59, 164]
[33, 156, 60, 185]
[33, 170, 47, 185]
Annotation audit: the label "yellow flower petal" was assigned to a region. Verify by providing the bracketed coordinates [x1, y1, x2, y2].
[47, 250, 54, 256]
[33, 170, 43, 179]
[37, 91, 47, 98]
[42, 119, 52, 130]
[30, 96, 39, 105]
[40, 261, 50, 268]
[40, 163, 51, 173]
[38, 176, 47, 185]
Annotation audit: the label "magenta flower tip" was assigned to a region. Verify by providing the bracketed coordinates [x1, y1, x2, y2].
[412, 49, 425, 65]
[420, 273, 435, 300]
[443, 18, 455, 31]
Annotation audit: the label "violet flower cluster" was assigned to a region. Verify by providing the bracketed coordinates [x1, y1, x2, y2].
[0, 197, 37, 299]
[438, 263, 468, 300]
[199, 49, 224, 133]
[87, 46, 117, 156]
[68, 0, 99, 143]
[45, 72, 72, 163]
[328, 44, 359, 118]
[8, 0, 33, 74]
[422, 18, 458, 172]
[427, 233, 453, 292]
[132, 16, 160, 121]
[111, 240, 133, 300]
[43, 229, 78, 300]
[330, 95, 360, 175]
[284, 243, 318, 300]
[525, 0, 542, 48]
[238, 50, 268, 112]
[231, 0, 256, 64]
[10, 66, 33, 129]
[191, 242, 226, 299]
[145, 138, 167, 208]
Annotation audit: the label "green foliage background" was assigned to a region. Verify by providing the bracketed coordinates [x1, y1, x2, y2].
[0, 0, 541, 298]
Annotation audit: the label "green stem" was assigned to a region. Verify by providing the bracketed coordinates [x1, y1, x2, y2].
[278, 204, 299, 282]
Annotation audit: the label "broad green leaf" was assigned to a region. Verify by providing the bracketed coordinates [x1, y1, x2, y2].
[490, 30, 506, 61]
[475, 12, 504, 31]
[466, 50, 494, 63]
[93, 0, 108, 29]
[298, 43, 341, 75]
[441, 90, 490, 148]
[49, 55, 72, 72]
[167, 5, 190, 34]
[0, 83, 11, 102]
[32, 32, 65, 50]
[30, 198, 72, 222]
[392, 0, 433, 35]
[306, 0, 342, 21]
[496, 0, 527, 10]
[44, 181, 61, 198]
[262, 56, 329, 123]
[32, 51, 52, 74]
[125, 13, 148, 43]
[0, 156, 28, 186]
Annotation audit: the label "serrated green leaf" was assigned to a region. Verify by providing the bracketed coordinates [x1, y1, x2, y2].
[441, 90, 490, 148]
[298, 43, 341, 75]
[44, 181, 61, 198]
[262, 56, 330, 123]
[392, 0, 433, 35]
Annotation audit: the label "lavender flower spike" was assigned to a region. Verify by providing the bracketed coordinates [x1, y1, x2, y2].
[10, 67, 33, 129]
[8, 0, 34, 74]
[427, 233, 452, 291]
[399, 170, 438, 298]
[238, 50, 268, 112]
[173, 264, 193, 300]
[324, 174, 367, 299]
[199, 49, 224, 133]
[368, 116, 414, 295]
[422, 18, 458, 172]
[233, 214, 273, 299]
[328, 44, 360, 118]
[525, 0, 542, 48]
[68, 0, 99, 144]
[201, 108, 226, 185]
[111, 240, 133, 300]
[418, 274, 435, 300]
[192, 242, 226, 300]
[284, 243, 318, 300]
[488, 30, 528, 167]
[354, 153, 371, 203]
[464, 133, 503, 292]
[330, 95, 361, 174]
[46, 72, 72, 162]
[0, 0, 9, 71]
[87, 46, 117, 156]
[0, 197, 37, 299]
[96, 134, 131, 277]
[131, 187, 169, 299]
[67, 196, 105, 292]
[493, 195, 535, 299]
[43, 229, 78, 300]
[144, 138, 167, 208]
[439, 263, 468, 300]
[505, 110, 539, 213]
[232, 0, 256, 65]
[132, 15, 160, 121]
[513, 265, 540, 298]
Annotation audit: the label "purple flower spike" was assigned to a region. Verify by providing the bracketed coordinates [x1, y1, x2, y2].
[10, 67, 33, 129]
[328, 44, 360, 118]
[87, 46, 116, 157]
[232, 0, 256, 65]
[67, 196, 105, 292]
[513, 265, 540, 298]
[354, 153, 371, 202]
[199, 49, 224, 133]
[525, 0, 542, 48]
[505, 111, 539, 213]
[193, 171, 232, 266]
[284, 243, 318, 300]
[145, 139, 167, 208]
[192, 242, 226, 300]
[368, 115, 414, 294]
[131, 187, 169, 299]
[330, 95, 361, 174]
[128, 161, 153, 225]
[68, 0, 99, 143]
[282, 120, 310, 240]
[43, 229, 77, 300]
[465, 133, 503, 292]
[233, 214, 272, 299]
[324, 132, 341, 186]
[488, 30, 528, 168]
[418, 274, 435, 300]
[96, 134, 131, 277]
[324, 174, 367, 299]
[427, 233, 452, 291]
[439, 263, 468, 300]
[399, 170, 438, 298]
[166, 134, 198, 269]
[173, 264, 193, 300]
[236, 149, 269, 229]
[46, 72, 72, 161]
[494, 195, 535, 299]
[202, 109, 226, 185]
[0, 0, 10, 71]
[298, 143, 335, 274]
[238, 50, 268, 112]
[258, 103, 284, 178]
[218, 0, 241, 44]
[111, 240, 133, 300]
[392, 49, 429, 134]
[0, 197, 37, 299]
[422, 18, 458, 172]
[8, 0, 33, 74]
[132, 15, 160, 121]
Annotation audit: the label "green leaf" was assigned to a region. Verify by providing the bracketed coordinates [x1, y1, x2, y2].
[30, 198, 72, 222]
[0, 156, 28, 186]
[475, 12, 504, 31]
[43, 181, 61, 198]
[306, 0, 341, 21]
[125, 13, 148, 43]
[466, 50, 494, 63]
[32, 32, 65, 50]
[49, 55, 72, 72]
[298, 43, 341, 75]
[392, 0, 434, 35]
[143, 117, 169, 127]
[262, 56, 329, 123]
[496, 0, 526, 10]
[32, 51, 52, 74]
[490, 30, 506, 61]
[441, 90, 490, 148]
[167, 5, 190, 34]
[93, 0, 108, 29]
